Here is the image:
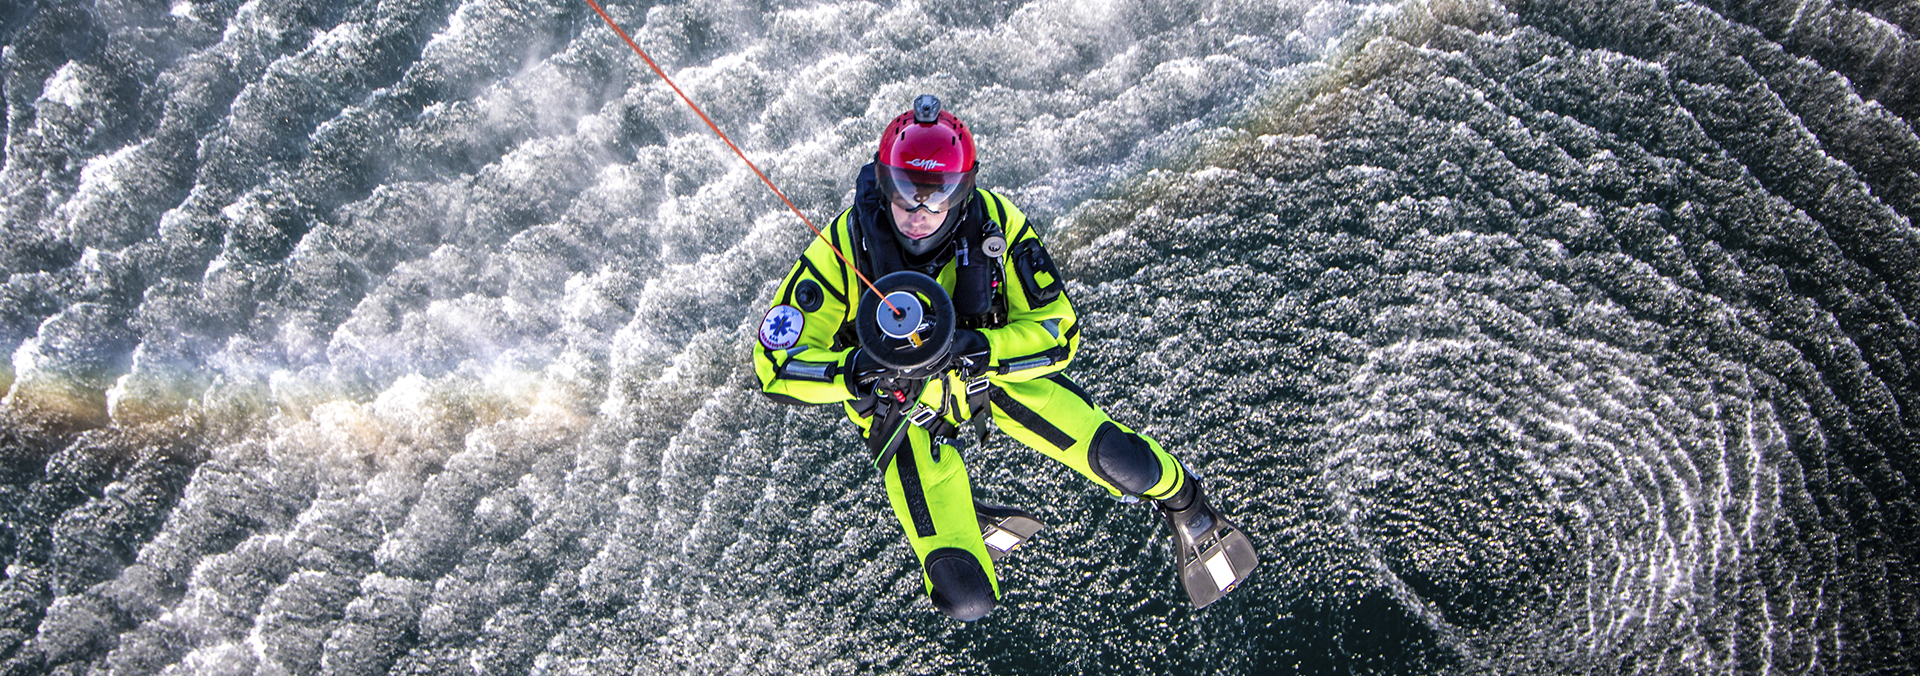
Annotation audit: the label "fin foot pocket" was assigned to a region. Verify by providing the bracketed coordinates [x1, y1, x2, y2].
[1155, 474, 1260, 609]
[973, 500, 1045, 562]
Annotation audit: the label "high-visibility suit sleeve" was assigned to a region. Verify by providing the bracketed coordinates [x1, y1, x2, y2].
[752, 211, 860, 405]
[974, 192, 1079, 384]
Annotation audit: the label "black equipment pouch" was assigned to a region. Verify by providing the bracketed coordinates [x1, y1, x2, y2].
[1011, 238, 1063, 309]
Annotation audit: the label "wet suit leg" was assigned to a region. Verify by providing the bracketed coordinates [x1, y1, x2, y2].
[987, 374, 1187, 501]
[866, 409, 1000, 621]
[989, 373, 1258, 608]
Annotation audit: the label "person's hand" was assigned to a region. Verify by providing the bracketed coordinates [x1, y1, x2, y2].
[847, 349, 893, 397]
[852, 330, 988, 390]
[891, 330, 988, 380]
[949, 330, 990, 378]
[895, 357, 949, 381]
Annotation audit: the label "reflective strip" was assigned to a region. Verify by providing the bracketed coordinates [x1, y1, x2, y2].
[999, 346, 1069, 375]
[1002, 356, 1053, 373]
[781, 361, 834, 382]
[1041, 318, 1060, 339]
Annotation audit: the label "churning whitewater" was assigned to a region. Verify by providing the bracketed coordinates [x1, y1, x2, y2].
[2, 0, 1917, 673]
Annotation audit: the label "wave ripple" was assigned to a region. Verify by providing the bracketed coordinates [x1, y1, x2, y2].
[3, 0, 1917, 673]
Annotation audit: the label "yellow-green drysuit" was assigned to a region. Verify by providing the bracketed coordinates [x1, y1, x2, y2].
[751, 180, 1188, 615]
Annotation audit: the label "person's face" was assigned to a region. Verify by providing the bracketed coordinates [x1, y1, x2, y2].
[890, 202, 943, 240]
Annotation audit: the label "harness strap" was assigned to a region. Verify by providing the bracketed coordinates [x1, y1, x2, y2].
[969, 382, 994, 448]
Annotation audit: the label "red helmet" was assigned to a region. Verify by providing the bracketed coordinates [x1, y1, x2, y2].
[876, 95, 977, 255]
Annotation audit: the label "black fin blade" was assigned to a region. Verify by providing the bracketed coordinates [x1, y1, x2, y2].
[976, 507, 1045, 563]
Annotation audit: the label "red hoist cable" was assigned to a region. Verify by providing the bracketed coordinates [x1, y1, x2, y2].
[581, 0, 900, 315]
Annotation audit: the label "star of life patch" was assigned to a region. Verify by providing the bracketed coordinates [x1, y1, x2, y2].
[759, 305, 805, 350]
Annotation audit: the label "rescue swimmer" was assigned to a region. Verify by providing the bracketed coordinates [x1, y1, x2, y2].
[752, 96, 1259, 621]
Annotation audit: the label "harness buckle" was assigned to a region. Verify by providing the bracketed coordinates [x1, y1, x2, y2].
[907, 405, 938, 428]
[965, 377, 991, 396]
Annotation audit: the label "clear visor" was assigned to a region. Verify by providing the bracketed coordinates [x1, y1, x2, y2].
[877, 163, 975, 215]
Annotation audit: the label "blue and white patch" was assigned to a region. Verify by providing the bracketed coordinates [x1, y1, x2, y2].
[759, 305, 805, 349]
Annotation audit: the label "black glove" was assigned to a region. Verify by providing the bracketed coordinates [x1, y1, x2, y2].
[949, 329, 991, 378]
[845, 349, 892, 398]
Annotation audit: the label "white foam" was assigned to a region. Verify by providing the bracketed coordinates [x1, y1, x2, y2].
[40, 63, 91, 109]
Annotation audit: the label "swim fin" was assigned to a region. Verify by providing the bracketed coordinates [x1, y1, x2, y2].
[974, 500, 1045, 562]
[1155, 473, 1259, 609]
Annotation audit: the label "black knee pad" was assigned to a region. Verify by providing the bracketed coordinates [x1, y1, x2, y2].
[1088, 422, 1162, 497]
[924, 548, 996, 621]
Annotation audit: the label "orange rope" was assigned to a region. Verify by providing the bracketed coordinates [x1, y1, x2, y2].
[581, 0, 898, 314]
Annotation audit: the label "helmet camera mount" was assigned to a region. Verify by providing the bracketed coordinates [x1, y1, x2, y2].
[913, 95, 941, 124]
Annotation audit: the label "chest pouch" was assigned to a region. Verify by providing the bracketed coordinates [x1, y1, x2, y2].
[1011, 238, 1063, 309]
